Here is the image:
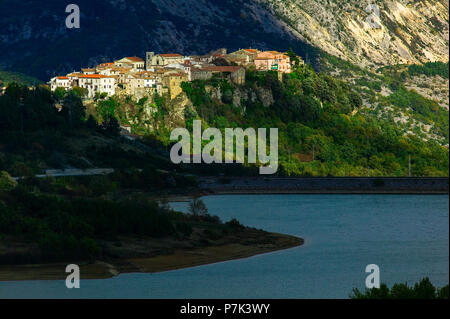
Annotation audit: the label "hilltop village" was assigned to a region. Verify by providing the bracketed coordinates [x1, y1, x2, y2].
[49, 49, 301, 100]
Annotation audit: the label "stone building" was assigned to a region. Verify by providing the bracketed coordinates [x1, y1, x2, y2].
[190, 67, 213, 81]
[146, 52, 185, 69]
[161, 71, 189, 100]
[202, 66, 246, 85]
[226, 48, 260, 66]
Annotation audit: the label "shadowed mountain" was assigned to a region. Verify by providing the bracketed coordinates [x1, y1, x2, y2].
[0, 0, 319, 80]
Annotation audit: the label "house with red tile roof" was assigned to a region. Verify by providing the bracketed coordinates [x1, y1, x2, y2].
[114, 57, 145, 70]
[96, 63, 115, 73]
[77, 74, 116, 98]
[254, 51, 291, 73]
[97, 62, 114, 68]
[49, 76, 71, 91]
[46, 47, 296, 102]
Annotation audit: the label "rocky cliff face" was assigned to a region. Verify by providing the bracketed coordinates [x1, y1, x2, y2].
[257, 0, 449, 68]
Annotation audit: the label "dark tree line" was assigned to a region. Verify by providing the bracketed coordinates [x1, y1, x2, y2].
[351, 277, 449, 299]
[0, 84, 85, 131]
[0, 83, 120, 135]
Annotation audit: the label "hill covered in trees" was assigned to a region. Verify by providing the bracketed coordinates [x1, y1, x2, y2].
[0, 70, 42, 87]
[88, 61, 449, 177]
[0, 53, 448, 178]
[0, 84, 302, 266]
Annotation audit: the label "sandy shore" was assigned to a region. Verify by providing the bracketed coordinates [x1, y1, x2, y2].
[0, 232, 302, 281]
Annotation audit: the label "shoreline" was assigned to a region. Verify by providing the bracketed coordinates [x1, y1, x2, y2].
[0, 232, 303, 282]
[2, 177, 446, 282]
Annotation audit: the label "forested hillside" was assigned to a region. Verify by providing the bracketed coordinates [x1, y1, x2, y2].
[86, 59, 449, 177]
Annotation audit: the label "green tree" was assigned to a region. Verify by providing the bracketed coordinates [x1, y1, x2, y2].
[53, 87, 67, 101]
[72, 86, 88, 98]
[0, 171, 18, 190]
[286, 48, 300, 65]
[350, 278, 449, 299]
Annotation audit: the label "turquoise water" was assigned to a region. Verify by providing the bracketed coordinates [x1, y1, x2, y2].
[0, 195, 448, 299]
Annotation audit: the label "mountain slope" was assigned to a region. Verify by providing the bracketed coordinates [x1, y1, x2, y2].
[0, 0, 318, 80]
[257, 0, 449, 68]
[1, 1, 447, 79]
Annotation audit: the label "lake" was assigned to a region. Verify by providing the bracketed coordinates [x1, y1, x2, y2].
[0, 194, 448, 299]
